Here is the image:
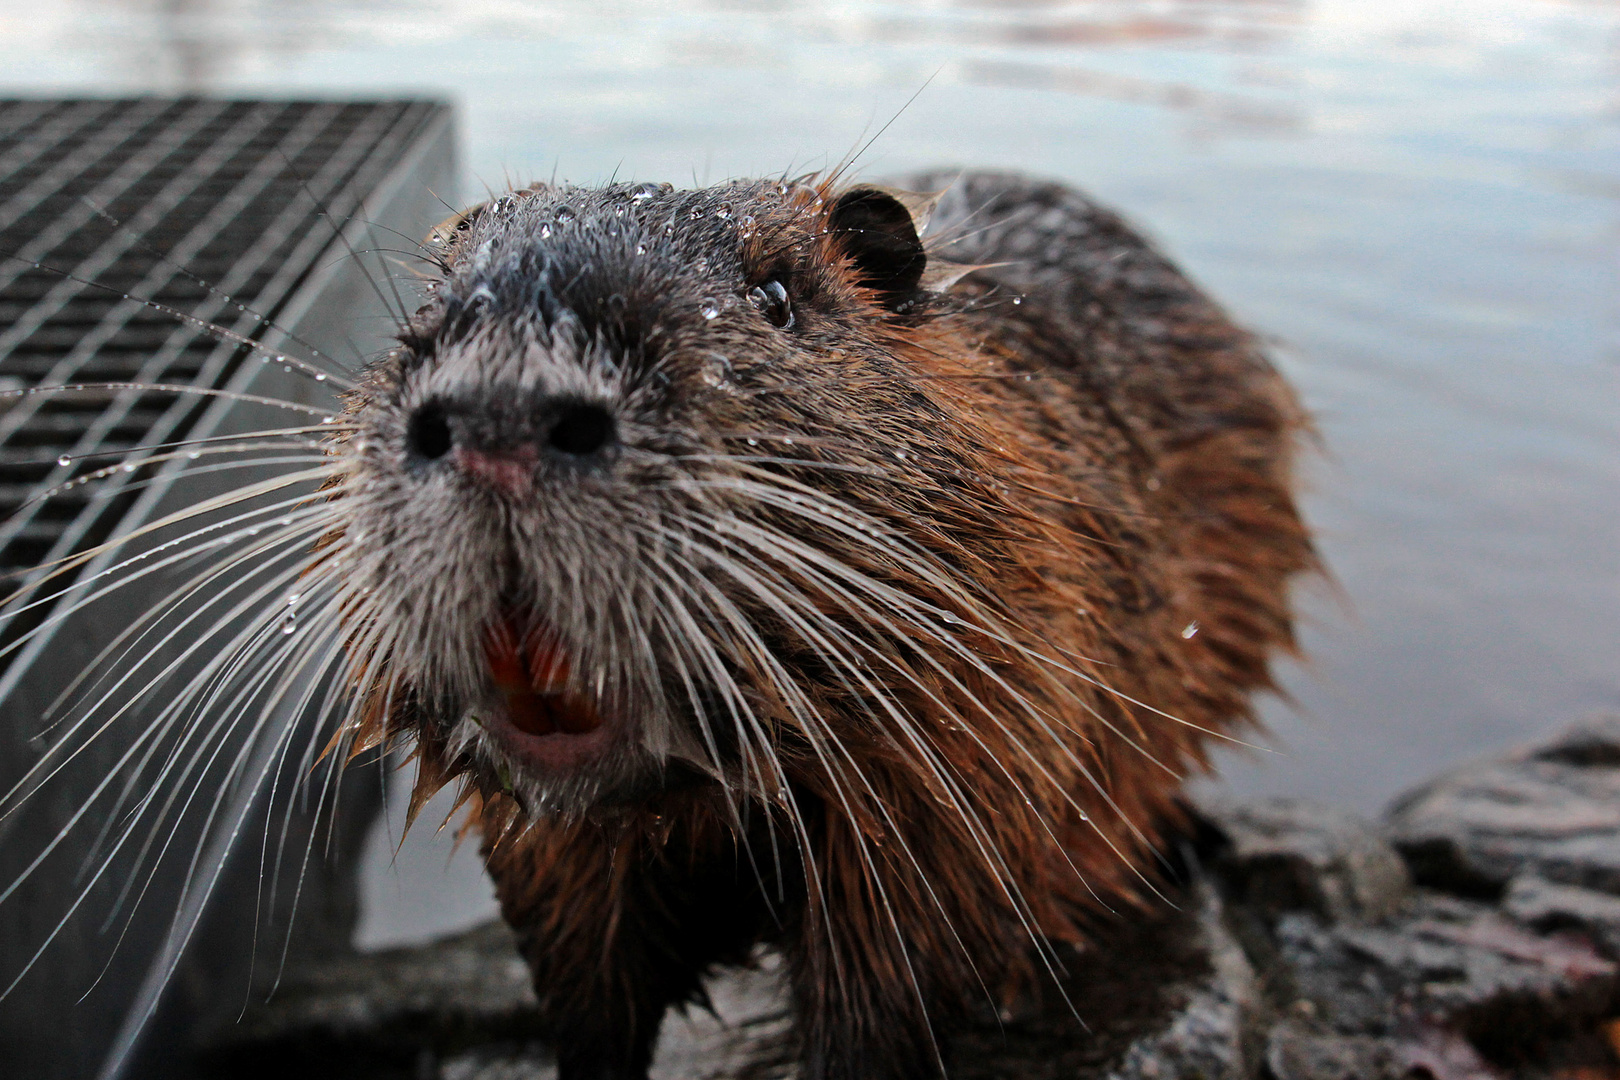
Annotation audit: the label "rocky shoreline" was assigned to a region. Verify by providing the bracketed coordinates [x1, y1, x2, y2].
[202, 715, 1620, 1079]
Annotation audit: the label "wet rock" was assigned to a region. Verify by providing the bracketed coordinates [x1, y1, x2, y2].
[1388, 714, 1620, 897]
[866, 879, 1259, 1079]
[1262, 1023, 1407, 1080]
[1504, 875, 1620, 958]
[1312, 895, 1612, 1033]
[436, 1044, 551, 1080]
[648, 957, 794, 1080]
[1199, 796, 1410, 923]
[1101, 883, 1260, 1080]
[421, 956, 793, 1079]
[1270, 892, 1617, 1076]
[201, 920, 547, 1077]
[206, 882, 1254, 1080]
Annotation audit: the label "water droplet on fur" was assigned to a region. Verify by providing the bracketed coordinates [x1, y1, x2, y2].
[280, 613, 297, 634]
[283, 365, 291, 372]
[1012, 296, 1023, 305]
[781, 437, 793, 445]
[314, 373, 327, 382]
[715, 203, 732, 220]
[893, 450, 907, 460]
[555, 205, 575, 223]
[1181, 621, 1200, 639]
[636, 242, 647, 255]
[286, 592, 301, 606]
[700, 354, 734, 389]
[56, 454, 70, 466]
[630, 187, 655, 202]
[739, 215, 757, 238]
[540, 222, 553, 238]
[699, 298, 720, 320]
[745, 438, 758, 446]
[321, 415, 337, 424]
[122, 463, 136, 472]
[689, 206, 704, 220]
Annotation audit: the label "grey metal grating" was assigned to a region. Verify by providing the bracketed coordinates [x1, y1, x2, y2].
[0, 99, 456, 1080]
[0, 97, 444, 603]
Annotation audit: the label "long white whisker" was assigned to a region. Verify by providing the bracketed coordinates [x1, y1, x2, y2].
[0, 465, 340, 607]
[0, 513, 341, 830]
[0, 381, 346, 417]
[52, 423, 353, 468]
[644, 516, 1064, 952]
[0, 534, 340, 999]
[12, 491, 346, 745]
[702, 506, 1175, 890]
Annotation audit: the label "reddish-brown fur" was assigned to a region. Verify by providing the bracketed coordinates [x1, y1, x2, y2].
[358, 171, 1312, 1079]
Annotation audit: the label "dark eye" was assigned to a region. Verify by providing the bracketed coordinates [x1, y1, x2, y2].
[747, 278, 794, 329]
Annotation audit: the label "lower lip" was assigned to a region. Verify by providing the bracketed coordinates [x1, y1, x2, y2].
[481, 694, 615, 772]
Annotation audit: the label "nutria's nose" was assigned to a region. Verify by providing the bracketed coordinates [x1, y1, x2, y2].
[452, 444, 539, 498]
[405, 399, 618, 494]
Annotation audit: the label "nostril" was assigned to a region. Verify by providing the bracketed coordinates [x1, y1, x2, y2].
[547, 403, 616, 457]
[406, 403, 453, 461]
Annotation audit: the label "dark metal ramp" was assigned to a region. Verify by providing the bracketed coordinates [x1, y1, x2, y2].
[0, 98, 455, 1080]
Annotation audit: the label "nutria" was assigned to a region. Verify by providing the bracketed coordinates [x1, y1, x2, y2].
[0, 163, 1289, 1078]
[296, 168, 1313, 1079]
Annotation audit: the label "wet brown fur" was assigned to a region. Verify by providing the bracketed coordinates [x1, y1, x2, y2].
[348, 170, 1312, 1079]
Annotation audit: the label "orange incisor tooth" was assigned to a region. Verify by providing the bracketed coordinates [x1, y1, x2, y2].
[483, 616, 601, 737]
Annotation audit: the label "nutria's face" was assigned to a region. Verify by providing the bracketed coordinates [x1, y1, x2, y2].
[336, 178, 990, 813]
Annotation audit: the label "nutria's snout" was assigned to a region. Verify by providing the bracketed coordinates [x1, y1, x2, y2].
[386, 384, 634, 779]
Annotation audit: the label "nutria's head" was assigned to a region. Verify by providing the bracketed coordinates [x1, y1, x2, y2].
[330, 176, 1101, 827]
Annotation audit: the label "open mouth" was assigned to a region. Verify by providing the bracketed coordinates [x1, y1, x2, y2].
[481, 614, 610, 769]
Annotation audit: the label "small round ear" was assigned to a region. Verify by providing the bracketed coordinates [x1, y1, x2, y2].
[827, 187, 927, 311]
[424, 186, 550, 249]
[425, 203, 487, 250]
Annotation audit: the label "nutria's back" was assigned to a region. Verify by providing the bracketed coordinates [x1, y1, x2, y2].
[330, 169, 1311, 1079]
[917, 168, 1309, 761]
